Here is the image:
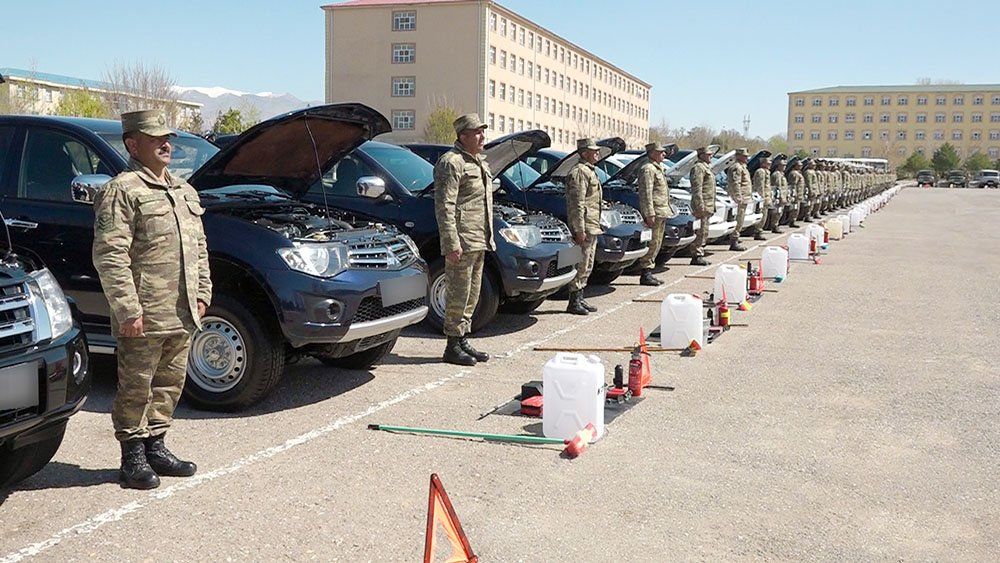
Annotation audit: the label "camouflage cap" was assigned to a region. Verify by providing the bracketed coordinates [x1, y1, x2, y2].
[453, 113, 488, 134]
[735, 147, 749, 156]
[121, 110, 174, 137]
[577, 138, 600, 151]
[645, 142, 667, 153]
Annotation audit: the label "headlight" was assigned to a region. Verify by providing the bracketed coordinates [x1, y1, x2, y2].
[277, 243, 348, 277]
[600, 209, 622, 229]
[499, 225, 542, 248]
[28, 268, 73, 340]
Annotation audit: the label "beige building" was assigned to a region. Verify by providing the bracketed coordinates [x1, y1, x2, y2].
[788, 84, 1000, 165]
[0, 67, 202, 128]
[323, 0, 651, 150]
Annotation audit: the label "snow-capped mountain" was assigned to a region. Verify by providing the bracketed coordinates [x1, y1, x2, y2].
[172, 86, 322, 129]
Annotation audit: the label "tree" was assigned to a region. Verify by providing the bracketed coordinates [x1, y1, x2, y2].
[897, 151, 931, 178]
[962, 151, 992, 173]
[212, 108, 252, 134]
[931, 143, 961, 175]
[183, 112, 204, 135]
[994, 158, 1000, 171]
[424, 104, 459, 143]
[793, 149, 810, 159]
[0, 62, 42, 115]
[767, 134, 789, 156]
[53, 88, 110, 118]
[102, 60, 180, 124]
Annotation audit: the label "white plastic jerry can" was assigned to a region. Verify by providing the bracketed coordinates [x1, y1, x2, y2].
[839, 214, 851, 235]
[826, 218, 843, 240]
[806, 224, 825, 246]
[788, 233, 810, 260]
[542, 353, 606, 441]
[761, 246, 788, 279]
[850, 208, 863, 228]
[661, 293, 704, 349]
[713, 264, 748, 304]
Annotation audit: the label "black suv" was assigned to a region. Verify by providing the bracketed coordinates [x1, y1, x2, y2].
[0, 250, 90, 489]
[946, 170, 967, 188]
[0, 105, 428, 411]
[916, 169, 936, 188]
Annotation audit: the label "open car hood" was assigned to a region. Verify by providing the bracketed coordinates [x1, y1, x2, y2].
[666, 145, 718, 180]
[527, 137, 625, 189]
[483, 130, 551, 177]
[605, 143, 678, 185]
[711, 150, 738, 175]
[188, 103, 391, 197]
[747, 149, 773, 176]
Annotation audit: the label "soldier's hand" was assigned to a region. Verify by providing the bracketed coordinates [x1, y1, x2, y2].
[644, 217, 655, 228]
[121, 317, 144, 338]
[573, 232, 586, 245]
[197, 301, 207, 320]
[445, 249, 463, 264]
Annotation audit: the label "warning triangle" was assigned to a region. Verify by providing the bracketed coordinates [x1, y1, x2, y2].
[424, 474, 477, 563]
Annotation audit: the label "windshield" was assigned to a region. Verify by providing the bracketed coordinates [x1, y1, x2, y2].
[100, 133, 220, 180]
[362, 144, 434, 192]
[982, 171, 999, 177]
[503, 161, 541, 188]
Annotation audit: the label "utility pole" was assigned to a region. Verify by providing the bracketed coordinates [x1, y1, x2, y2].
[742, 114, 751, 137]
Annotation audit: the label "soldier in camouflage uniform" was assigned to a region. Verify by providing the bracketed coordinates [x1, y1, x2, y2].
[635, 142, 673, 286]
[565, 138, 604, 315]
[802, 158, 817, 222]
[92, 110, 211, 490]
[786, 159, 805, 228]
[726, 148, 752, 251]
[689, 146, 716, 266]
[433, 114, 493, 366]
[770, 158, 788, 233]
[752, 155, 772, 239]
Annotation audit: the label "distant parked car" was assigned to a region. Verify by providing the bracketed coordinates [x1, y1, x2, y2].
[946, 170, 967, 188]
[969, 169, 999, 189]
[916, 170, 936, 188]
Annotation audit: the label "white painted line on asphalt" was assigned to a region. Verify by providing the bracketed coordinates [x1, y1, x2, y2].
[2, 228, 810, 562]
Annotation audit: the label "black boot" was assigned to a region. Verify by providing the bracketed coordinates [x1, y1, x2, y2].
[458, 336, 489, 362]
[145, 434, 197, 477]
[753, 232, 766, 240]
[690, 256, 709, 266]
[120, 439, 160, 490]
[566, 291, 589, 315]
[639, 269, 662, 286]
[443, 336, 476, 366]
[729, 241, 747, 251]
[579, 296, 598, 312]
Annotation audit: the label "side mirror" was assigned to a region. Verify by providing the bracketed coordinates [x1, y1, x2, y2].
[71, 174, 112, 205]
[357, 176, 389, 200]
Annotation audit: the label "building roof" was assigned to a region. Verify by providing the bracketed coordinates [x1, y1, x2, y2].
[790, 84, 1000, 95]
[323, 0, 466, 7]
[0, 67, 110, 91]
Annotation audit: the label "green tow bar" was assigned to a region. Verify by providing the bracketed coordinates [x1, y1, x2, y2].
[367, 424, 565, 445]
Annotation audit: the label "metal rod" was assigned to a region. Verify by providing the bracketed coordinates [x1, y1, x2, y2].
[368, 424, 565, 445]
[532, 346, 685, 353]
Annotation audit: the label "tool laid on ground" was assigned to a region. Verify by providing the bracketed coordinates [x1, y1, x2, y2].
[368, 423, 597, 458]
[532, 346, 684, 353]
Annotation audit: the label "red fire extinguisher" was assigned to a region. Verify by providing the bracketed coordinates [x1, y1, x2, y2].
[809, 237, 817, 254]
[824, 229, 830, 243]
[628, 348, 643, 397]
[718, 299, 731, 328]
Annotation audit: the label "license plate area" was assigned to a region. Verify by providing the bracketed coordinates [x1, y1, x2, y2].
[0, 361, 40, 412]
[379, 273, 427, 308]
[557, 245, 583, 269]
[640, 229, 652, 242]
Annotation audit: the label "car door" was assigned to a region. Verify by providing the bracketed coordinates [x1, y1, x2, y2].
[0, 125, 111, 330]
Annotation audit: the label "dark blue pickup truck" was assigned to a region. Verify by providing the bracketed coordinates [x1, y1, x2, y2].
[0, 105, 428, 411]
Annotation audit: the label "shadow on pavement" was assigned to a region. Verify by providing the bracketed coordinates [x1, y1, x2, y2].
[7, 462, 119, 495]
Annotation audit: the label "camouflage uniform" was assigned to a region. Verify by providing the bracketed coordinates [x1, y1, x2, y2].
[804, 165, 818, 220]
[726, 155, 752, 243]
[787, 166, 805, 226]
[433, 143, 494, 337]
[771, 165, 789, 231]
[689, 158, 716, 257]
[636, 160, 672, 270]
[752, 165, 772, 234]
[93, 158, 211, 442]
[565, 160, 603, 290]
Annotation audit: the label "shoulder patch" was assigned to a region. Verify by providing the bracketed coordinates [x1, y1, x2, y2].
[96, 210, 114, 231]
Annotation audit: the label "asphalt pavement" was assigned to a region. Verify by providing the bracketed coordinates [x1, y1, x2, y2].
[1, 185, 997, 562]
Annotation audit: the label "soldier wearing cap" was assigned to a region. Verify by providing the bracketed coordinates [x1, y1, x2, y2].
[634, 142, 673, 286]
[802, 158, 817, 222]
[433, 113, 493, 366]
[92, 110, 211, 490]
[688, 146, 716, 266]
[786, 159, 805, 228]
[770, 158, 788, 233]
[564, 138, 604, 315]
[752, 154, 772, 239]
[726, 148, 752, 251]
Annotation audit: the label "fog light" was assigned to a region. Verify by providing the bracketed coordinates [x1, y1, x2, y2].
[610, 237, 622, 249]
[71, 339, 88, 385]
[528, 261, 539, 276]
[327, 300, 344, 322]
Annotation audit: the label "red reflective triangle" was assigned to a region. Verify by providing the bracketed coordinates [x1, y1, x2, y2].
[424, 474, 477, 563]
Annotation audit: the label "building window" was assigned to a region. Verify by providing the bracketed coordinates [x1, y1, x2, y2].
[880, 131, 889, 140]
[829, 97, 839, 106]
[392, 11, 416, 31]
[862, 130, 872, 140]
[953, 113, 963, 123]
[391, 43, 415, 64]
[897, 147, 907, 156]
[829, 114, 838, 123]
[917, 96, 928, 105]
[880, 113, 890, 123]
[812, 114, 821, 123]
[845, 113, 856, 123]
[972, 113, 983, 123]
[499, 17, 506, 36]
[499, 82, 506, 101]
[992, 113, 1000, 122]
[499, 50, 506, 68]
[952, 131, 963, 140]
[828, 131, 838, 140]
[535, 94, 541, 110]
[391, 110, 415, 130]
[794, 98, 804, 107]
[519, 28, 525, 45]
[897, 113, 907, 123]
[991, 131, 1000, 140]
[846, 97, 856, 107]
[864, 97, 874, 106]
[509, 22, 516, 39]
[881, 96, 891, 105]
[863, 113, 873, 123]
[862, 147, 872, 157]
[509, 55, 516, 72]
[845, 130, 854, 140]
[810, 131, 820, 140]
[936, 96, 946, 105]
[794, 131, 804, 140]
[916, 147, 925, 155]
[827, 148, 837, 156]
[916, 131, 926, 140]
[517, 89, 524, 106]
[898, 96, 909, 105]
[973, 96, 984, 105]
[391, 76, 415, 97]
[933, 130, 944, 140]
[917, 113, 927, 123]
[488, 80, 495, 98]
[812, 97, 822, 106]
[508, 116, 514, 132]
[993, 95, 1000, 105]
[489, 46, 496, 65]
[794, 114, 804, 123]
[954, 96, 964, 105]
[990, 147, 1000, 158]
[972, 131, 982, 140]
[488, 113, 495, 129]
[935, 113, 946, 123]
[517, 58, 524, 75]
[897, 130, 907, 140]
[490, 13, 497, 31]
[526, 61, 533, 77]
[811, 148, 820, 156]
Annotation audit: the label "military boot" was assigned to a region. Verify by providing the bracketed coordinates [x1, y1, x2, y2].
[579, 296, 598, 312]
[443, 337, 476, 366]
[753, 232, 767, 241]
[566, 291, 589, 315]
[120, 439, 160, 490]
[690, 256, 709, 266]
[729, 240, 747, 251]
[458, 336, 489, 362]
[145, 434, 197, 477]
[639, 269, 662, 286]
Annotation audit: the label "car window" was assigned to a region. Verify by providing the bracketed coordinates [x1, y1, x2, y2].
[0, 127, 14, 188]
[99, 133, 218, 180]
[312, 154, 376, 197]
[18, 128, 107, 202]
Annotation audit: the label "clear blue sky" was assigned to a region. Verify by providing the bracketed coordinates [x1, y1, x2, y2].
[4, 0, 998, 137]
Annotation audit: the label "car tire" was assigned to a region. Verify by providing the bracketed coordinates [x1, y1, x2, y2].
[0, 424, 66, 489]
[587, 268, 623, 285]
[500, 297, 546, 314]
[313, 336, 398, 370]
[183, 294, 285, 412]
[424, 258, 500, 333]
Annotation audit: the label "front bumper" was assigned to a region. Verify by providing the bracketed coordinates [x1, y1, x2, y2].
[494, 241, 582, 299]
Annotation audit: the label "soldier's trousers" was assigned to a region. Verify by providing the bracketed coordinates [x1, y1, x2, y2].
[691, 213, 711, 257]
[785, 204, 799, 225]
[755, 206, 772, 234]
[443, 250, 485, 337]
[569, 235, 598, 291]
[730, 203, 747, 242]
[113, 332, 192, 442]
[636, 218, 666, 271]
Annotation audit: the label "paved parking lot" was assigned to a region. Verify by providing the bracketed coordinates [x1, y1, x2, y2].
[1, 186, 997, 561]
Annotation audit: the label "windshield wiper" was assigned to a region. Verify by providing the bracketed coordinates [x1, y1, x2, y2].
[222, 189, 288, 200]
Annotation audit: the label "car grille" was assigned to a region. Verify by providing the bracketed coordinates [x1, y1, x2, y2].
[538, 221, 570, 243]
[0, 282, 35, 354]
[674, 202, 692, 214]
[726, 208, 736, 221]
[347, 238, 415, 270]
[353, 296, 425, 324]
[545, 261, 574, 278]
[617, 207, 641, 225]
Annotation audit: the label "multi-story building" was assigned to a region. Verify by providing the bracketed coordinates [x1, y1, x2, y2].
[323, 0, 651, 150]
[0, 67, 202, 128]
[788, 84, 1000, 165]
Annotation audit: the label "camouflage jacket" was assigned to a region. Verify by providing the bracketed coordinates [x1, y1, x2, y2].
[804, 169, 817, 200]
[565, 161, 604, 236]
[726, 161, 752, 204]
[753, 167, 772, 206]
[637, 161, 672, 220]
[433, 144, 494, 254]
[771, 170, 789, 203]
[92, 158, 211, 334]
[689, 160, 717, 217]
[787, 170, 805, 203]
